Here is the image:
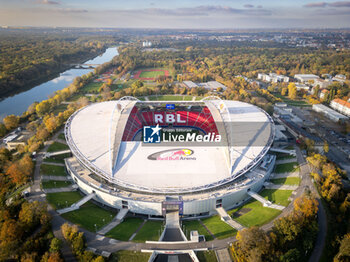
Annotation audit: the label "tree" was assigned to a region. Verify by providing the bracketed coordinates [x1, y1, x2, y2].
[323, 141, 329, 153]
[293, 195, 318, 219]
[49, 238, 61, 253]
[36, 100, 51, 117]
[3, 115, 19, 130]
[0, 123, 6, 137]
[234, 227, 272, 262]
[335, 233, 350, 261]
[288, 83, 297, 100]
[281, 87, 288, 96]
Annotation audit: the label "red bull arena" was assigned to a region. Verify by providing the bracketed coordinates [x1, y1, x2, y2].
[64, 96, 275, 217]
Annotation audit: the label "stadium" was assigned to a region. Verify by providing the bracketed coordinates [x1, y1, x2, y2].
[64, 96, 276, 217]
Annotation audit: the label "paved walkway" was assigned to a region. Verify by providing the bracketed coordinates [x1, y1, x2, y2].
[216, 207, 244, 230]
[275, 158, 297, 164]
[247, 191, 285, 210]
[42, 162, 65, 166]
[43, 185, 77, 193]
[264, 184, 298, 190]
[97, 208, 129, 235]
[46, 149, 71, 158]
[215, 248, 232, 262]
[41, 175, 71, 181]
[271, 171, 299, 178]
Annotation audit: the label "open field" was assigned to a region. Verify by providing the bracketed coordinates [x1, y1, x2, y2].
[80, 82, 103, 93]
[275, 162, 299, 173]
[274, 93, 311, 107]
[133, 68, 169, 80]
[44, 153, 71, 164]
[52, 104, 68, 115]
[46, 191, 83, 209]
[133, 220, 163, 242]
[260, 189, 293, 206]
[40, 164, 67, 176]
[110, 251, 150, 262]
[62, 201, 116, 232]
[196, 251, 217, 262]
[106, 217, 144, 241]
[58, 133, 65, 140]
[270, 177, 300, 185]
[201, 215, 236, 239]
[42, 180, 72, 189]
[182, 219, 214, 241]
[47, 142, 69, 152]
[229, 201, 282, 227]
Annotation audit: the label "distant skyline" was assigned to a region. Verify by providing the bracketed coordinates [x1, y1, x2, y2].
[1, 0, 350, 29]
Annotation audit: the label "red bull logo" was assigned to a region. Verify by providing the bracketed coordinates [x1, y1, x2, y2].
[147, 148, 195, 161]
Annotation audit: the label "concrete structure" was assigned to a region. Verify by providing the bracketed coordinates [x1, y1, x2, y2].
[330, 99, 350, 117]
[199, 81, 227, 91]
[142, 41, 152, 47]
[312, 104, 348, 122]
[295, 83, 310, 92]
[182, 81, 198, 89]
[319, 89, 329, 100]
[258, 73, 289, 83]
[333, 74, 346, 83]
[313, 79, 333, 89]
[64, 97, 275, 217]
[294, 74, 320, 83]
[4, 130, 32, 150]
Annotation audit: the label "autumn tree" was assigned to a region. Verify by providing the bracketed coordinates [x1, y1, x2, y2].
[3, 115, 19, 130]
[288, 83, 297, 100]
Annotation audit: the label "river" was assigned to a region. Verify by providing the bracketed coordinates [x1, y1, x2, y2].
[0, 47, 119, 120]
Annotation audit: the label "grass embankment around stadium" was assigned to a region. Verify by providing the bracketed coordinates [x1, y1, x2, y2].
[270, 177, 300, 185]
[40, 164, 67, 176]
[46, 191, 83, 209]
[133, 220, 163, 242]
[110, 250, 150, 262]
[61, 201, 116, 232]
[274, 162, 300, 173]
[47, 141, 69, 152]
[182, 219, 214, 241]
[106, 217, 144, 241]
[196, 250, 218, 262]
[146, 95, 203, 101]
[228, 189, 293, 227]
[201, 215, 237, 240]
[44, 153, 71, 164]
[42, 180, 72, 189]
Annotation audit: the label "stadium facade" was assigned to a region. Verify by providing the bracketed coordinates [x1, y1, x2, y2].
[64, 96, 276, 217]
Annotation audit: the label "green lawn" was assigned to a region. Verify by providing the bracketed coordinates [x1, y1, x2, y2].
[42, 180, 72, 189]
[196, 251, 218, 262]
[183, 95, 194, 101]
[276, 153, 296, 160]
[46, 191, 83, 209]
[260, 189, 293, 206]
[62, 201, 116, 232]
[40, 164, 67, 176]
[133, 220, 163, 242]
[275, 162, 299, 173]
[47, 142, 69, 152]
[52, 104, 68, 115]
[44, 153, 71, 164]
[274, 93, 311, 107]
[182, 219, 214, 241]
[229, 200, 282, 227]
[80, 82, 103, 93]
[58, 133, 65, 140]
[270, 177, 300, 185]
[201, 216, 236, 240]
[106, 217, 144, 241]
[148, 95, 184, 101]
[110, 250, 150, 262]
[139, 70, 165, 78]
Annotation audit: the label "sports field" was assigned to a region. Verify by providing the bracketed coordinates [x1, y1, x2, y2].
[133, 69, 169, 80]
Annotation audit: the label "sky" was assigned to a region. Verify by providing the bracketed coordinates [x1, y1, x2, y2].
[1, 0, 350, 29]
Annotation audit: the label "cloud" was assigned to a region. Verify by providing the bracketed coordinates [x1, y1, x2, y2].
[38, 0, 60, 5]
[54, 8, 88, 13]
[243, 4, 254, 8]
[304, 1, 350, 8]
[129, 5, 272, 17]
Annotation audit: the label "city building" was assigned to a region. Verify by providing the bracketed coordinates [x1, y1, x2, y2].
[142, 41, 152, 47]
[319, 89, 329, 100]
[294, 74, 320, 83]
[258, 73, 289, 83]
[333, 74, 347, 83]
[182, 81, 198, 89]
[312, 104, 348, 122]
[330, 99, 350, 117]
[295, 83, 310, 92]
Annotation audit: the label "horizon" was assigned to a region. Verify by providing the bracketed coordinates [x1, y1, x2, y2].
[1, 0, 350, 29]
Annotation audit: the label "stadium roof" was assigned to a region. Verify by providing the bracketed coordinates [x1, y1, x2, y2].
[65, 98, 274, 193]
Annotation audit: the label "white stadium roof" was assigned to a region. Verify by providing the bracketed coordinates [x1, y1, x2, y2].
[65, 98, 274, 193]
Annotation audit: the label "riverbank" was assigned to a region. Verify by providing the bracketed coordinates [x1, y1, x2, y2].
[0, 48, 107, 100]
